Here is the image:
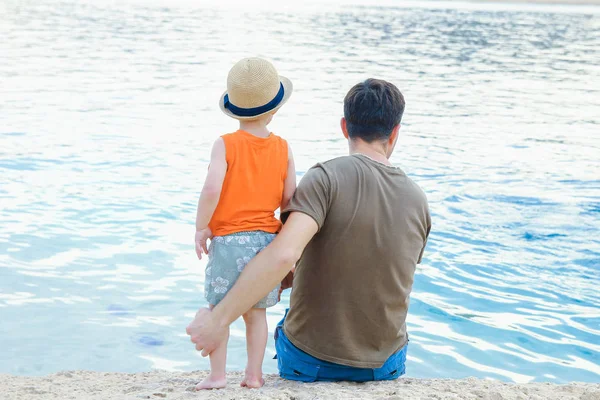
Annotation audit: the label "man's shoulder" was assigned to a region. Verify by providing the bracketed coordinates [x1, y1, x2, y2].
[305, 156, 427, 195]
[309, 155, 357, 173]
[405, 175, 429, 205]
[320, 155, 356, 166]
[299, 156, 358, 184]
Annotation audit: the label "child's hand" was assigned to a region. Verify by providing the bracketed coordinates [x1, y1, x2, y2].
[277, 267, 295, 301]
[195, 228, 213, 260]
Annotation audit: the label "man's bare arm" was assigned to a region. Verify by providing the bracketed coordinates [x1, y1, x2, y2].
[214, 212, 316, 324]
[187, 212, 318, 355]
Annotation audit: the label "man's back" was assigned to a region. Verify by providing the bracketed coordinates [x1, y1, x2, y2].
[282, 154, 430, 368]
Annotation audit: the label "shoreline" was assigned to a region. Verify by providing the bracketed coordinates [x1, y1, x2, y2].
[3, 371, 599, 399]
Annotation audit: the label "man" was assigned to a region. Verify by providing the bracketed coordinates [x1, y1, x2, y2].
[187, 78, 431, 382]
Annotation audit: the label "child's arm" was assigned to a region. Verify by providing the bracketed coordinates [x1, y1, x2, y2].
[280, 143, 296, 211]
[195, 138, 227, 260]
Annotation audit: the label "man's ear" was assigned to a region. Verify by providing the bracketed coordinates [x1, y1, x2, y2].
[388, 124, 400, 146]
[341, 118, 349, 139]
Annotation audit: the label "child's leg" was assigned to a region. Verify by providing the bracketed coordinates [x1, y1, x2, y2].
[241, 307, 268, 388]
[196, 305, 229, 390]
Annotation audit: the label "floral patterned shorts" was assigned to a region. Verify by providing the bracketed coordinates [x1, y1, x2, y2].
[204, 230, 280, 308]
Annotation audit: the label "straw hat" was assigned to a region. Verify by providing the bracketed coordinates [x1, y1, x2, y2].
[219, 58, 293, 120]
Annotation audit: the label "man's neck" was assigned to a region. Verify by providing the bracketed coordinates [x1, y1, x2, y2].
[349, 139, 392, 166]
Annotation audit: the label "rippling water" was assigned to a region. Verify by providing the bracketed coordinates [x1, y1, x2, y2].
[1, 0, 599, 384]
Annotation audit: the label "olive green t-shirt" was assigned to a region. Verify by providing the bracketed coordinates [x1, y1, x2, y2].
[281, 154, 431, 368]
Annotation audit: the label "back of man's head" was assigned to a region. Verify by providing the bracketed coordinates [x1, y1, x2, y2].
[344, 79, 405, 143]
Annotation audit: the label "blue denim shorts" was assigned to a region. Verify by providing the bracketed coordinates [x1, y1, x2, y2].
[274, 310, 408, 382]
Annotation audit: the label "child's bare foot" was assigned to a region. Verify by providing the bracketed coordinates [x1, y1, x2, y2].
[240, 373, 264, 388]
[196, 374, 227, 390]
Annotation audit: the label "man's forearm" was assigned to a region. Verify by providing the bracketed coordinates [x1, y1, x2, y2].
[211, 242, 295, 326]
[210, 212, 318, 327]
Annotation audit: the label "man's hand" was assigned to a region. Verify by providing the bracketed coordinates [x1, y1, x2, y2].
[195, 228, 212, 260]
[186, 308, 227, 357]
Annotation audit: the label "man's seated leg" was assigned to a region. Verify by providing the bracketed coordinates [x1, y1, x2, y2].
[274, 313, 407, 382]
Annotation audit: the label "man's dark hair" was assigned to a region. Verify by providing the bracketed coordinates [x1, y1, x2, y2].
[344, 79, 405, 142]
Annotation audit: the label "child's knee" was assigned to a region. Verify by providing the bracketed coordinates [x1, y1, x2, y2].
[243, 308, 266, 325]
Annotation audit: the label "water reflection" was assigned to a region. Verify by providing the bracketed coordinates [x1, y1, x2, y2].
[1, 0, 599, 383]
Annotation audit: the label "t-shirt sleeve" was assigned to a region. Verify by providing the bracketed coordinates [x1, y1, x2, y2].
[417, 206, 432, 264]
[281, 165, 331, 230]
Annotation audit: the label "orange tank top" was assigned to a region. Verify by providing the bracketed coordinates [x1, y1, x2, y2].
[209, 130, 289, 237]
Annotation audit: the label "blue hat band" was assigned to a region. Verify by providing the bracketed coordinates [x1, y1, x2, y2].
[224, 83, 284, 117]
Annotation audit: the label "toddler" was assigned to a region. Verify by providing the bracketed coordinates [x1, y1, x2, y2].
[193, 57, 295, 389]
